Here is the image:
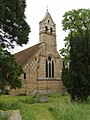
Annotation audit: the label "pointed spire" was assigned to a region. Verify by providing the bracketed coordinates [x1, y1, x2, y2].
[39, 6, 55, 25]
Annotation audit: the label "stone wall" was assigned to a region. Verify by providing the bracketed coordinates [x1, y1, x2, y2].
[10, 10, 63, 95]
[10, 44, 63, 95]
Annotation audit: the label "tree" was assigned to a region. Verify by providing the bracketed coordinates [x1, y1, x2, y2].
[59, 34, 70, 67]
[0, 0, 30, 49]
[60, 9, 90, 66]
[0, 0, 30, 93]
[60, 9, 90, 102]
[0, 47, 23, 93]
[69, 30, 90, 102]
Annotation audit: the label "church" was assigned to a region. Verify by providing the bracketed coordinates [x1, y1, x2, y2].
[11, 10, 63, 95]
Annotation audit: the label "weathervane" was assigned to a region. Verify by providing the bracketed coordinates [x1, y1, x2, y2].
[46, 5, 48, 12]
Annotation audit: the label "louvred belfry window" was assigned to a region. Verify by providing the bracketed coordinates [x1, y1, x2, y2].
[24, 73, 26, 79]
[45, 26, 48, 32]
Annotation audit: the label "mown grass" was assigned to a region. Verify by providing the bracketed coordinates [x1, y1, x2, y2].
[0, 93, 90, 120]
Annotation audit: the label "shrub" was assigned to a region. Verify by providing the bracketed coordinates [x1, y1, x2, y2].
[0, 116, 9, 120]
[48, 107, 54, 112]
[21, 95, 40, 104]
[0, 100, 20, 110]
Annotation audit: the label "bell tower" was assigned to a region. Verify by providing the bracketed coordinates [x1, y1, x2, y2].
[39, 10, 57, 49]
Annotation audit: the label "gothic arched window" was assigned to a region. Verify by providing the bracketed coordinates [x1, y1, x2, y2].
[46, 56, 55, 78]
[49, 62, 51, 77]
[46, 59, 48, 77]
[52, 61, 54, 77]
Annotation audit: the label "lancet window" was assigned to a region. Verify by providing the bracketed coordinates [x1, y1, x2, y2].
[46, 56, 54, 78]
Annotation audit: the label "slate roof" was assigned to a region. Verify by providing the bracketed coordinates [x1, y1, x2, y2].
[14, 43, 42, 67]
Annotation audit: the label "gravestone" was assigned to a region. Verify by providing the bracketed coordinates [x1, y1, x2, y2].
[0, 110, 22, 120]
[39, 95, 48, 102]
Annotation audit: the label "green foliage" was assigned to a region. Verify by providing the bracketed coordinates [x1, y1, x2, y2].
[48, 94, 90, 120]
[60, 8, 90, 66]
[48, 92, 62, 98]
[0, 116, 9, 120]
[0, 0, 30, 48]
[62, 9, 90, 32]
[21, 93, 48, 104]
[0, 47, 23, 91]
[50, 103, 90, 120]
[60, 34, 71, 67]
[48, 107, 54, 112]
[69, 31, 90, 102]
[0, 100, 20, 110]
[0, 0, 30, 93]
[60, 9, 90, 102]
[21, 95, 40, 104]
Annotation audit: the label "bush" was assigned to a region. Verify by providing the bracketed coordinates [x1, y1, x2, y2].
[21, 95, 40, 104]
[0, 100, 20, 110]
[21, 93, 49, 104]
[48, 107, 54, 112]
[0, 116, 9, 120]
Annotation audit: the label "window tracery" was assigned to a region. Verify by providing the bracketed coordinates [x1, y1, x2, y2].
[46, 56, 54, 78]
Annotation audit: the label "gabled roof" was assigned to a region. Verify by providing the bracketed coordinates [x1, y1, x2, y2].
[14, 43, 42, 67]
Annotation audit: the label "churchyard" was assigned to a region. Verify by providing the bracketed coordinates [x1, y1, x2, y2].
[0, 93, 90, 120]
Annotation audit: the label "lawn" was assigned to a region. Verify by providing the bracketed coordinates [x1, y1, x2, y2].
[0, 93, 90, 120]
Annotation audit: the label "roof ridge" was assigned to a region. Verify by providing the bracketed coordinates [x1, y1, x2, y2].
[15, 43, 42, 55]
[14, 43, 43, 67]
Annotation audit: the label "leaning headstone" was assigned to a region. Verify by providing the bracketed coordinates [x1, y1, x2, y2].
[0, 110, 22, 120]
[9, 110, 22, 120]
[0, 110, 10, 119]
[39, 95, 48, 102]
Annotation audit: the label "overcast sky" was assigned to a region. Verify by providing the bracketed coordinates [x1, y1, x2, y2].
[12, 0, 90, 53]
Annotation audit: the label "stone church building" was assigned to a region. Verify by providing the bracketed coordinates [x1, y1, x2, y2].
[11, 11, 63, 95]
